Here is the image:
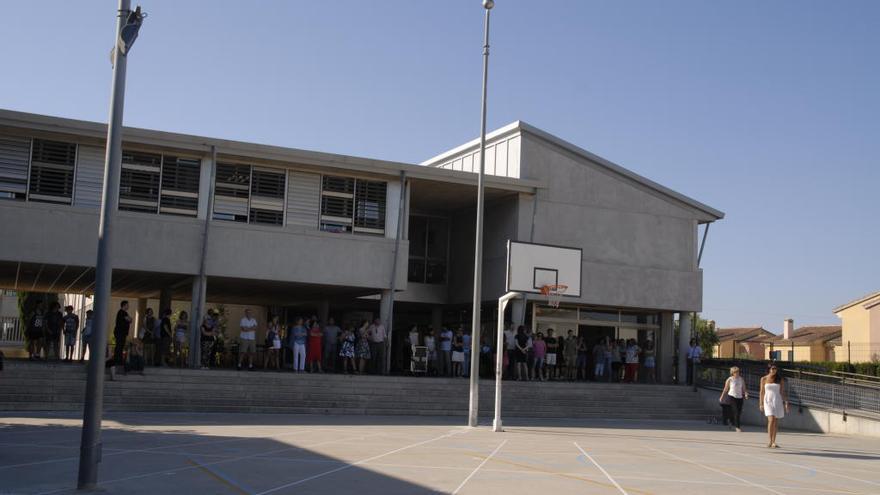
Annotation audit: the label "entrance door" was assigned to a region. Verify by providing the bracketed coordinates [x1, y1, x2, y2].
[579, 325, 615, 380]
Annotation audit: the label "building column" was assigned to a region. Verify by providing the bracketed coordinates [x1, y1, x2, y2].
[431, 306, 443, 333]
[189, 276, 206, 368]
[159, 288, 172, 315]
[677, 312, 693, 385]
[318, 299, 330, 326]
[511, 298, 526, 329]
[379, 289, 393, 374]
[658, 311, 674, 384]
[135, 298, 147, 340]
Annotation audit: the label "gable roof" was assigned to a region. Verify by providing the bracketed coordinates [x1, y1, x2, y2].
[715, 327, 775, 342]
[422, 121, 725, 222]
[769, 325, 842, 345]
[833, 291, 880, 313]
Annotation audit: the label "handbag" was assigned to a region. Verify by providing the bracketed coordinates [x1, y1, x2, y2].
[720, 393, 733, 406]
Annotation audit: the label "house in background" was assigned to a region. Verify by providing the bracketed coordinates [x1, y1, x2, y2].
[713, 326, 775, 359]
[833, 291, 880, 363]
[766, 319, 841, 362]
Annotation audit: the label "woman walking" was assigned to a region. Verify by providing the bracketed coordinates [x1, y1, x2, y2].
[720, 366, 748, 431]
[760, 364, 789, 448]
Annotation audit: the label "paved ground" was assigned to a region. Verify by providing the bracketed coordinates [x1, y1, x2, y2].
[1, 413, 879, 494]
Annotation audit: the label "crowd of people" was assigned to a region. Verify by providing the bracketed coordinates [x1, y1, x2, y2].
[23, 301, 663, 386]
[500, 325, 657, 383]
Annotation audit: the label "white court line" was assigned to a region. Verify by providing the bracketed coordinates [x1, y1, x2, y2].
[722, 448, 880, 488]
[573, 442, 629, 495]
[35, 432, 385, 495]
[451, 439, 507, 494]
[0, 425, 344, 471]
[254, 429, 469, 495]
[651, 447, 785, 495]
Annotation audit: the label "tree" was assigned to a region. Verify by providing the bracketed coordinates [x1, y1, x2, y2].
[674, 314, 719, 358]
[17, 291, 60, 346]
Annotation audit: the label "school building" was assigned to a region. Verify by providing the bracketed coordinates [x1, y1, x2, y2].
[0, 109, 723, 382]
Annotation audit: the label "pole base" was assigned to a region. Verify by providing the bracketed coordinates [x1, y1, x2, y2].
[493, 419, 503, 432]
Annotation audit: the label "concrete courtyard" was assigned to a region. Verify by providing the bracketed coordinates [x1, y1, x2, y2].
[1, 412, 879, 495]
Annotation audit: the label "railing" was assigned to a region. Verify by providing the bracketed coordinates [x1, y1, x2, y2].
[697, 360, 880, 419]
[0, 316, 23, 345]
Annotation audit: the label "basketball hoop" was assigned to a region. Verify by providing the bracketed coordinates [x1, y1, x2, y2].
[540, 284, 568, 308]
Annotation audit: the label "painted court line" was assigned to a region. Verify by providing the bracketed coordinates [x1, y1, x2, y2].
[573, 442, 629, 495]
[0, 425, 335, 471]
[254, 429, 469, 495]
[35, 432, 385, 495]
[651, 447, 785, 495]
[451, 439, 508, 494]
[721, 448, 880, 488]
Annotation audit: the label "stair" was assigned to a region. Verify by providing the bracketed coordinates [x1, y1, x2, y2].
[0, 360, 712, 420]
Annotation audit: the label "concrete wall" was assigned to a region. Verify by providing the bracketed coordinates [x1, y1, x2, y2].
[518, 133, 704, 312]
[0, 200, 407, 291]
[446, 196, 519, 305]
[697, 387, 880, 438]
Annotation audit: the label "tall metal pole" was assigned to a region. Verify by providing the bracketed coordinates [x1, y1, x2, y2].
[468, 0, 494, 428]
[190, 145, 217, 368]
[78, 0, 133, 488]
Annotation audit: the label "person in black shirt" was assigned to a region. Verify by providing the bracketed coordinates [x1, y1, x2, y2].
[45, 302, 64, 362]
[113, 300, 132, 367]
[515, 325, 531, 381]
[27, 302, 46, 361]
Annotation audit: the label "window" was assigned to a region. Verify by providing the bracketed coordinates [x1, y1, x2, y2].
[408, 215, 449, 284]
[28, 139, 77, 204]
[249, 168, 285, 225]
[354, 180, 386, 234]
[160, 156, 200, 216]
[213, 164, 285, 225]
[320, 175, 386, 235]
[320, 175, 355, 233]
[214, 163, 251, 222]
[120, 150, 161, 212]
[0, 135, 32, 200]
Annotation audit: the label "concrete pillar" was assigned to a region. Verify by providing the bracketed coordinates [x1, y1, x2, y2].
[159, 288, 172, 316]
[189, 275, 205, 368]
[135, 299, 147, 339]
[659, 312, 675, 384]
[318, 299, 330, 326]
[379, 289, 393, 374]
[678, 312, 693, 385]
[431, 306, 443, 334]
[511, 298, 526, 328]
[196, 151, 214, 220]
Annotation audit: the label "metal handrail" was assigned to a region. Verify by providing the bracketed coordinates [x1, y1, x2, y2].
[833, 370, 880, 382]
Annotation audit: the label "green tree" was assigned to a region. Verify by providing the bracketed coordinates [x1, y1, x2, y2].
[674, 314, 719, 358]
[17, 291, 60, 346]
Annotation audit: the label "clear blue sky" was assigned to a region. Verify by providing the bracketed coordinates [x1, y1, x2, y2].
[2, 1, 877, 334]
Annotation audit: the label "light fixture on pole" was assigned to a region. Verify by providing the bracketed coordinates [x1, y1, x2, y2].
[468, 0, 494, 428]
[78, 1, 145, 489]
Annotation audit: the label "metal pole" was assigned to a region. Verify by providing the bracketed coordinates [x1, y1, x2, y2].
[468, 0, 493, 429]
[493, 291, 519, 432]
[78, 0, 130, 488]
[190, 145, 217, 368]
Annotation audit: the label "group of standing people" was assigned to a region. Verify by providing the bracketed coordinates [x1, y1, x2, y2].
[503, 325, 657, 383]
[25, 301, 84, 362]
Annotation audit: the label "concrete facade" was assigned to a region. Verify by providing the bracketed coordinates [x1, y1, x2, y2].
[0, 109, 723, 380]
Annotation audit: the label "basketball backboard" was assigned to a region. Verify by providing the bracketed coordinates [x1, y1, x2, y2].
[505, 240, 582, 297]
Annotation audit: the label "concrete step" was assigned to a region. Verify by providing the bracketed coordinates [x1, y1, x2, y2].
[0, 361, 713, 420]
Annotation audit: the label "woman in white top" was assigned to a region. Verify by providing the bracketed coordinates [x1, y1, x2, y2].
[719, 366, 749, 431]
[760, 364, 789, 448]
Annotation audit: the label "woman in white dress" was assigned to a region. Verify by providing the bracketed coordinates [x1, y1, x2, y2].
[759, 364, 789, 448]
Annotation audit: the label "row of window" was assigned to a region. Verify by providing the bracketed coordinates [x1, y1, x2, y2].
[1, 137, 389, 235]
